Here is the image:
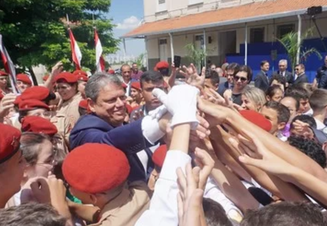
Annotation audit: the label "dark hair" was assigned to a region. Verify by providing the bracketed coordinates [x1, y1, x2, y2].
[0, 202, 67, 226]
[285, 86, 309, 102]
[225, 63, 240, 76]
[44, 92, 57, 105]
[140, 71, 164, 88]
[288, 135, 326, 168]
[296, 63, 305, 70]
[264, 101, 290, 123]
[205, 70, 220, 86]
[241, 202, 326, 226]
[309, 89, 327, 112]
[238, 65, 253, 82]
[290, 115, 316, 129]
[266, 85, 283, 101]
[260, 60, 269, 67]
[203, 198, 233, 226]
[20, 132, 51, 165]
[270, 74, 287, 86]
[78, 106, 88, 116]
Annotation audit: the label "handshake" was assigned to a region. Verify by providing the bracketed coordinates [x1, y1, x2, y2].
[151, 84, 200, 130]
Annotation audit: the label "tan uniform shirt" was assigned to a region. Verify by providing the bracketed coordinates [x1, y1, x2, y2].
[51, 113, 72, 146]
[90, 181, 151, 226]
[57, 93, 82, 127]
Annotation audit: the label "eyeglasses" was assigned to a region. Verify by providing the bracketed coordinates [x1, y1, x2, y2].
[234, 75, 247, 82]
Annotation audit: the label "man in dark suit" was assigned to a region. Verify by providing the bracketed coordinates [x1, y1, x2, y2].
[273, 59, 293, 87]
[70, 72, 167, 182]
[217, 63, 239, 96]
[293, 64, 308, 85]
[255, 60, 270, 92]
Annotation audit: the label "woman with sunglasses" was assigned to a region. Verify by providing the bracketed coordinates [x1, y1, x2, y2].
[224, 65, 253, 106]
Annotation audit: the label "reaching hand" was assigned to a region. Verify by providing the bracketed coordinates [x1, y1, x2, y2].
[51, 61, 64, 76]
[153, 84, 199, 129]
[197, 96, 229, 126]
[177, 163, 204, 226]
[229, 133, 295, 180]
[179, 64, 205, 89]
[193, 148, 215, 190]
[0, 93, 17, 121]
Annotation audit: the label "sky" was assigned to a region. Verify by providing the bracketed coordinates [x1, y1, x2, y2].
[107, 0, 146, 57]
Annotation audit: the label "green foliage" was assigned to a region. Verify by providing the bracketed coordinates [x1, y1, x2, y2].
[185, 43, 207, 69]
[0, 0, 119, 71]
[277, 27, 322, 72]
[135, 53, 146, 68]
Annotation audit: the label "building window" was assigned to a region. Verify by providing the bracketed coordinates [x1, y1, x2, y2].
[189, 0, 203, 5]
[277, 24, 295, 39]
[157, 0, 166, 12]
[159, 39, 168, 61]
[250, 27, 265, 43]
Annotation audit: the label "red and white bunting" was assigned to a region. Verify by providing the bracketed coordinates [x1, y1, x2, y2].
[0, 34, 19, 93]
[68, 29, 82, 70]
[94, 29, 105, 72]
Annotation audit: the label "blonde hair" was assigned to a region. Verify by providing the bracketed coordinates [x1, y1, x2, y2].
[242, 86, 266, 110]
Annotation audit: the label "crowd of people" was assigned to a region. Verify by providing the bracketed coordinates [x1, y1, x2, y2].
[0, 57, 326, 226]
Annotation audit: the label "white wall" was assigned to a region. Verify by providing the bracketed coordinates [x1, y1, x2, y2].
[143, 0, 269, 22]
[146, 14, 327, 59]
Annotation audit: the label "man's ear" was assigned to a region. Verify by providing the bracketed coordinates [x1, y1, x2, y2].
[89, 194, 98, 205]
[88, 98, 96, 113]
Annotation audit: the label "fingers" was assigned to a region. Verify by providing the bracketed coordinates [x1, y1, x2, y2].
[194, 148, 214, 189]
[238, 154, 263, 168]
[152, 88, 168, 105]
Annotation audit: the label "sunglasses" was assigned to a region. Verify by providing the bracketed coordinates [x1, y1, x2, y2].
[234, 75, 247, 82]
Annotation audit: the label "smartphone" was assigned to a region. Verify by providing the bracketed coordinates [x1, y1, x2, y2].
[174, 55, 181, 68]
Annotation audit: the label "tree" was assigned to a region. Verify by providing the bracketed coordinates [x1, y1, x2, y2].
[185, 43, 207, 71]
[277, 27, 322, 73]
[0, 0, 119, 73]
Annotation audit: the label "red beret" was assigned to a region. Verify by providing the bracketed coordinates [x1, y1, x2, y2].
[19, 99, 50, 111]
[42, 74, 49, 82]
[0, 123, 21, 164]
[239, 110, 272, 132]
[21, 116, 58, 136]
[78, 99, 88, 110]
[152, 145, 168, 168]
[108, 69, 115, 75]
[20, 86, 50, 102]
[155, 61, 169, 70]
[0, 70, 8, 76]
[55, 72, 78, 83]
[16, 74, 32, 85]
[73, 70, 88, 77]
[131, 82, 141, 91]
[62, 144, 130, 193]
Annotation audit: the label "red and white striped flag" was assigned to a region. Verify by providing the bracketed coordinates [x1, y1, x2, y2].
[68, 28, 82, 70]
[94, 29, 105, 72]
[0, 34, 19, 93]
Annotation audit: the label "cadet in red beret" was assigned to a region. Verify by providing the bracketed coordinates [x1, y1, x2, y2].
[55, 72, 82, 127]
[0, 70, 10, 95]
[128, 81, 144, 109]
[148, 144, 167, 190]
[62, 143, 151, 226]
[154, 61, 170, 77]
[78, 99, 89, 116]
[16, 74, 32, 93]
[17, 86, 54, 105]
[21, 116, 58, 136]
[18, 99, 51, 123]
[0, 123, 25, 208]
[74, 71, 88, 99]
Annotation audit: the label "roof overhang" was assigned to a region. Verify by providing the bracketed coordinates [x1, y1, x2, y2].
[122, 5, 327, 39]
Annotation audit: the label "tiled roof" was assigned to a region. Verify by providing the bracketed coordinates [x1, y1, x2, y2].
[123, 0, 327, 38]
